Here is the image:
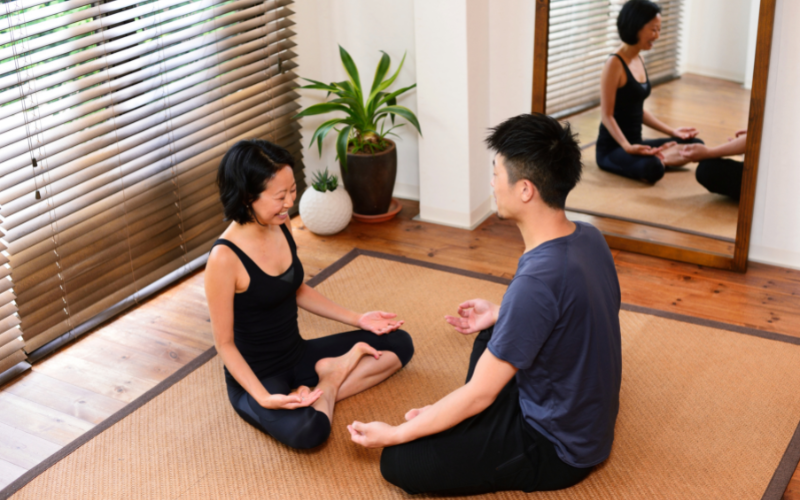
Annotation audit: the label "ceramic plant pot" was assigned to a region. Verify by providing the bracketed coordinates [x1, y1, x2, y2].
[298, 186, 353, 235]
[341, 139, 397, 216]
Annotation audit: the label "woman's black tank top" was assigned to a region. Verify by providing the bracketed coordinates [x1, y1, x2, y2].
[212, 224, 305, 385]
[596, 54, 651, 154]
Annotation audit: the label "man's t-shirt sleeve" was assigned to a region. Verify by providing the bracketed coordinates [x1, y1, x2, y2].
[488, 276, 559, 370]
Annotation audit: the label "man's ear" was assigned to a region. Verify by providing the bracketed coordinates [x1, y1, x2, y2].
[520, 179, 537, 203]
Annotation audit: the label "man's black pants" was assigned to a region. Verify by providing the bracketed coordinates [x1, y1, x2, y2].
[379, 327, 592, 495]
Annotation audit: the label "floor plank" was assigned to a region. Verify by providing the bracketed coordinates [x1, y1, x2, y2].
[0, 458, 26, 491]
[2, 371, 126, 425]
[0, 421, 60, 470]
[0, 392, 94, 446]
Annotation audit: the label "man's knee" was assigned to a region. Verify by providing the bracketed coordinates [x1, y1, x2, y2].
[380, 445, 418, 494]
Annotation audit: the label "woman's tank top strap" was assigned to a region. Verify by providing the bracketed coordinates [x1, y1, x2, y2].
[212, 239, 259, 277]
[279, 223, 297, 255]
[610, 53, 649, 86]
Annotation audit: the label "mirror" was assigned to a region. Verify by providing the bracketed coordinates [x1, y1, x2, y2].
[533, 0, 776, 271]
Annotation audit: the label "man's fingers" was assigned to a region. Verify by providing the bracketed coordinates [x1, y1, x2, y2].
[458, 300, 475, 309]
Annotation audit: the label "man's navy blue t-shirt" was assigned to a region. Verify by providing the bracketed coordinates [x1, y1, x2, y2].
[487, 221, 621, 468]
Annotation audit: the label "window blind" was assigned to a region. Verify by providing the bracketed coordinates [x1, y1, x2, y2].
[546, 0, 683, 118]
[0, 0, 305, 380]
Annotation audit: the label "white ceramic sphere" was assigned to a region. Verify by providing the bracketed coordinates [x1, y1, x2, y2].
[299, 187, 353, 235]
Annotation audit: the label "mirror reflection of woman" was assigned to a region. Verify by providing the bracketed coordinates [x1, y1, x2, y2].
[596, 0, 703, 184]
[205, 139, 414, 449]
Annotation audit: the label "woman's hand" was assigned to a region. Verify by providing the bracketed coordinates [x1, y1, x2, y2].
[679, 143, 711, 162]
[445, 299, 499, 335]
[358, 311, 404, 335]
[624, 143, 673, 157]
[347, 421, 400, 448]
[671, 127, 699, 140]
[259, 386, 323, 410]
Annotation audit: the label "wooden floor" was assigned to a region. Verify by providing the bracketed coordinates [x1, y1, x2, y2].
[1, 199, 799, 499]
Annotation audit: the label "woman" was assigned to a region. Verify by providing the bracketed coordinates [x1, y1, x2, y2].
[205, 139, 414, 449]
[596, 0, 703, 184]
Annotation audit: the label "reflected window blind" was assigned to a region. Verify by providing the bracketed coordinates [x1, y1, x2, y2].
[546, 0, 683, 118]
[0, 0, 304, 377]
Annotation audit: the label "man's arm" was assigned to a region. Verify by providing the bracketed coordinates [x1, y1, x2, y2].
[348, 348, 517, 448]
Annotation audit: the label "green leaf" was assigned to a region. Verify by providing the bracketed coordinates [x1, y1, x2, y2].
[336, 125, 353, 173]
[375, 105, 422, 135]
[294, 102, 356, 120]
[339, 46, 362, 100]
[308, 118, 347, 157]
[377, 84, 415, 108]
[367, 52, 407, 104]
[370, 51, 391, 98]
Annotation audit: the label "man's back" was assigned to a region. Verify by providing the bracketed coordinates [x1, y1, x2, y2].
[488, 221, 622, 467]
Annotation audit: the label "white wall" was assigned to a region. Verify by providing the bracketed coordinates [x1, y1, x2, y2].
[292, 0, 420, 200]
[679, 0, 756, 83]
[749, 0, 800, 270]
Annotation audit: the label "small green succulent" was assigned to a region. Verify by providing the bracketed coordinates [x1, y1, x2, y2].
[311, 168, 339, 193]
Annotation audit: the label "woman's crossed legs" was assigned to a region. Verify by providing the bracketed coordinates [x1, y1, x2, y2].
[228, 329, 414, 449]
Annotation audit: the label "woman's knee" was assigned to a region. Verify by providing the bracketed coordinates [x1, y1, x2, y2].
[384, 329, 414, 367]
[281, 408, 332, 449]
[641, 160, 665, 183]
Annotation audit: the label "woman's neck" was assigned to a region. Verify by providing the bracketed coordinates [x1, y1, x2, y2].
[618, 44, 641, 61]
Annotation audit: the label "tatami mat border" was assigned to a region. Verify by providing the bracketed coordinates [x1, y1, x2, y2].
[2, 247, 797, 500]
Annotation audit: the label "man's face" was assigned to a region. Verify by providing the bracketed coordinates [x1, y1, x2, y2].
[491, 154, 514, 220]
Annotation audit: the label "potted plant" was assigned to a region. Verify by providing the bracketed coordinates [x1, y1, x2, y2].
[295, 46, 421, 217]
[298, 169, 353, 235]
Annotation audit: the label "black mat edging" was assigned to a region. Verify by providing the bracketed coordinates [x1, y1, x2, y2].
[0, 346, 218, 500]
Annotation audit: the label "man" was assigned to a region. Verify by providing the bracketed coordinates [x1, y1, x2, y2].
[347, 113, 622, 495]
[679, 129, 747, 200]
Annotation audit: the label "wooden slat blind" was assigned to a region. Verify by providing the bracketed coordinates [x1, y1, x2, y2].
[0, 0, 305, 379]
[546, 0, 683, 118]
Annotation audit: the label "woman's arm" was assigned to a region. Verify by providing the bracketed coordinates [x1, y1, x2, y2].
[295, 283, 404, 335]
[205, 246, 321, 409]
[642, 109, 675, 136]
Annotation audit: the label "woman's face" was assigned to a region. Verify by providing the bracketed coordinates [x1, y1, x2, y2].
[250, 165, 296, 226]
[637, 14, 661, 50]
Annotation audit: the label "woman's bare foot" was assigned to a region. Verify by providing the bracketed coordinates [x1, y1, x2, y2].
[405, 405, 432, 421]
[661, 144, 690, 168]
[315, 342, 382, 388]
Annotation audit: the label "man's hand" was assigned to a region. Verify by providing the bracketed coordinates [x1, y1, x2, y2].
[347, 421, 400, 448]
[733, 129, 747, 139]
[679, 143, 710, 162]
[445, 299, 499, 334]
[358, 311, 404, 335]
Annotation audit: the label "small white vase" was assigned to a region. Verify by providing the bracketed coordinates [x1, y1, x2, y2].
[299, 187, 353, 235]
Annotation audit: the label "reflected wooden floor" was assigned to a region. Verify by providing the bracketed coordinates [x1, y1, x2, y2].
[564, 73, 748, 241]
[1, 199, 799, 499]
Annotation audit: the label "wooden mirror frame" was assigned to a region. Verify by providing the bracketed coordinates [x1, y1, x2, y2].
[532, 0, 776, 272]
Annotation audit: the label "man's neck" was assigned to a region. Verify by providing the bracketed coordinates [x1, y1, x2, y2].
[515, 207, 576, 254]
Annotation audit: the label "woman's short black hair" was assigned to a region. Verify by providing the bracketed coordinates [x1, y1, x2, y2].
[485, 113, 582, 210]
[216, 139, 295, 224]
[617, 0, 661, 45]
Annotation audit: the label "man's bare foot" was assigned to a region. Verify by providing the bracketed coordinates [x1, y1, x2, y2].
[405, 405, 432, 421]
[315, 342, 381, 387]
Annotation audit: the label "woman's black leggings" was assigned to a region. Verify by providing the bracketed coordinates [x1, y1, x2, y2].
[226, 329, 413, 449]
[596, 137, 704, 183]
[695, 158, 743, 200]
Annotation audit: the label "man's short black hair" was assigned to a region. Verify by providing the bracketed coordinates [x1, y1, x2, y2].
[617, 0, 661, 45]
[216, 139, 295, 224]
[485, 113, 582, 210]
